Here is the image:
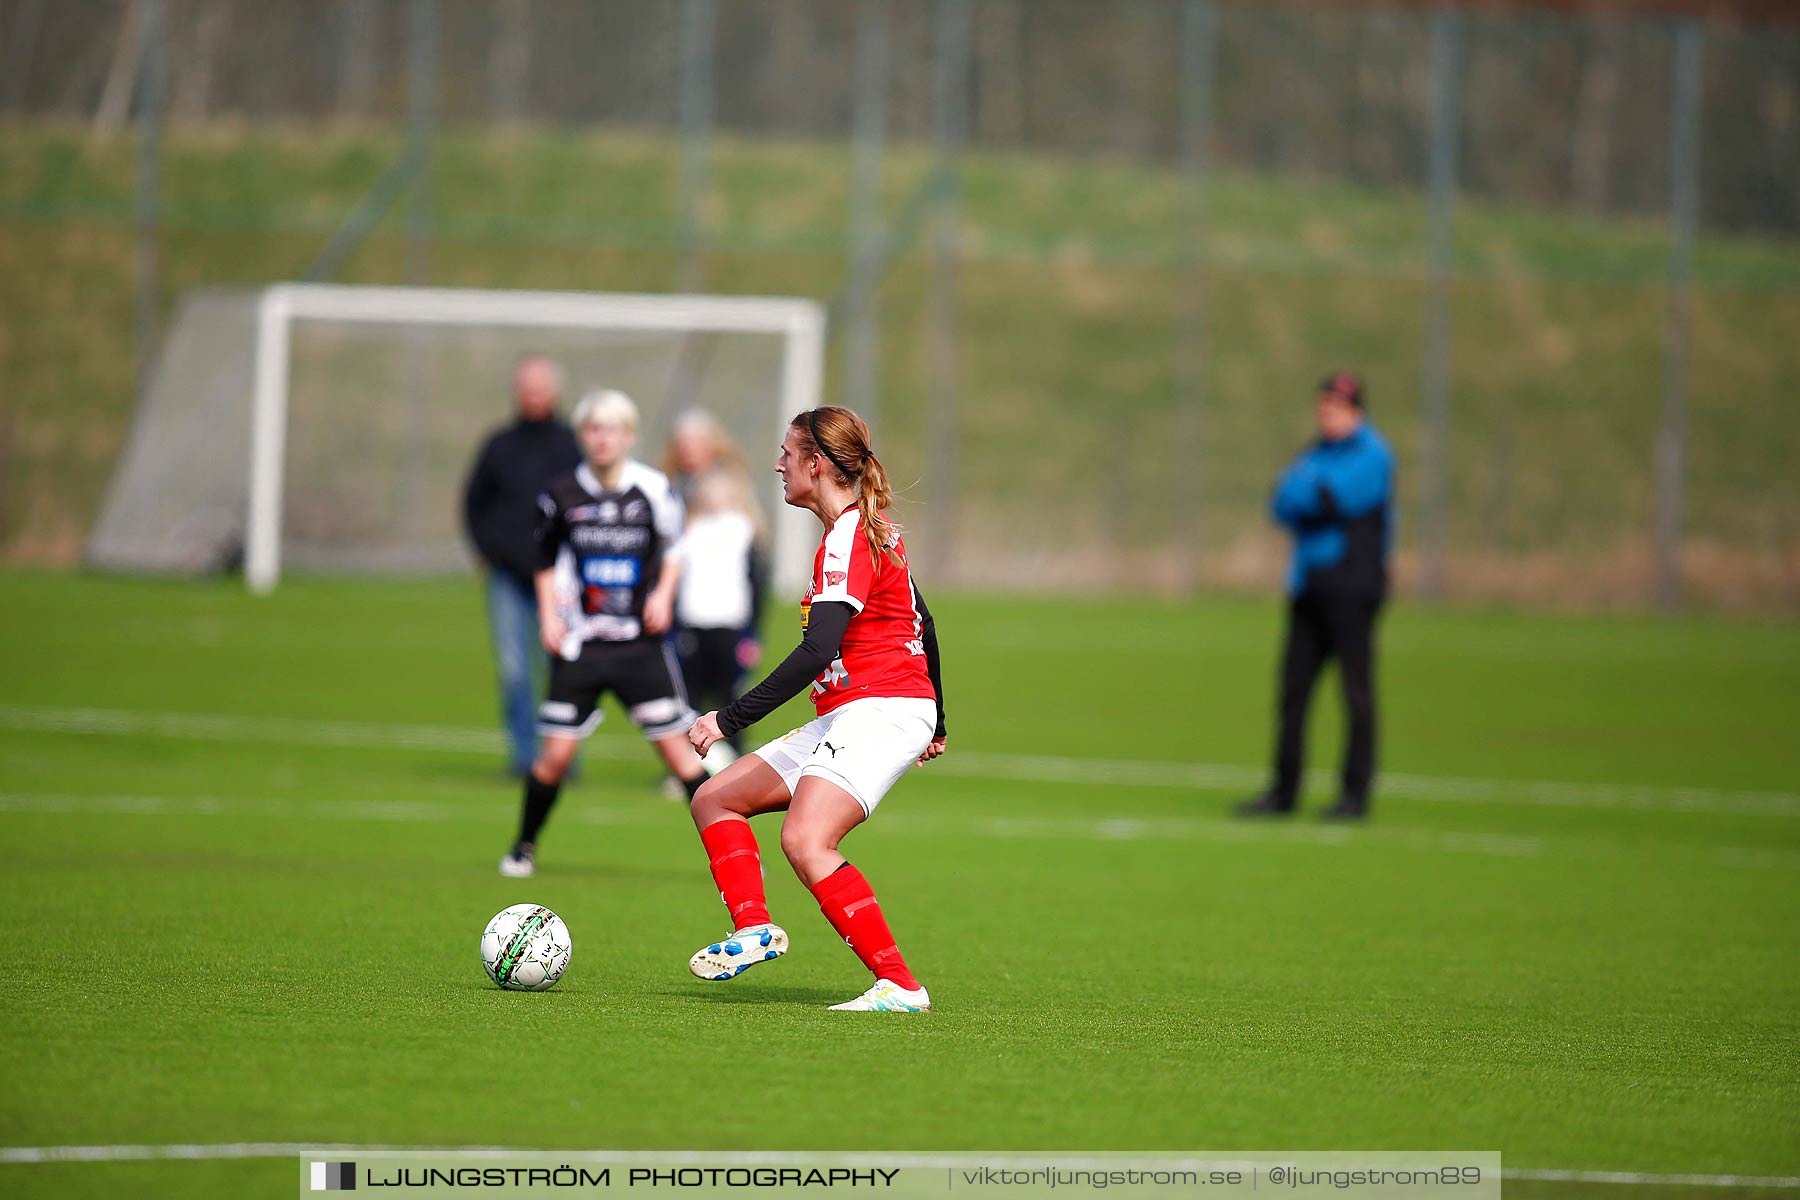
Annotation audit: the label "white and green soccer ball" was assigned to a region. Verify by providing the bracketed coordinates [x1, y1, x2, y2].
[480, 903, 572, 991]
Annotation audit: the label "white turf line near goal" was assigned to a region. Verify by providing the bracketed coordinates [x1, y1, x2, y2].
[246, 283, 826, 595]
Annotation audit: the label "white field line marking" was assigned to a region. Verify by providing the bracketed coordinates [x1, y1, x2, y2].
[1505, 1168, 1800, 1188]
[2, 703, 1797, 817]
[0, 793, 648, 827]
[0, 1144, 1795, 1188]
[0, 790, 1541, 859]
[888, 810, 1547, 859]
[9, 788, 1800, 869]
[942, 749, 1800, 817]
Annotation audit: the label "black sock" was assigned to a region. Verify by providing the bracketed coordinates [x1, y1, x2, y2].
[680, 772, 706, 801]
[517, 774, 561, 846]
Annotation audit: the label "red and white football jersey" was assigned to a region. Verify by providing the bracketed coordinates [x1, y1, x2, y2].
[802, 507, 936, 716]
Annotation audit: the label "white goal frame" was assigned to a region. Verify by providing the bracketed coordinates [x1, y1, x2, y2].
[247, 283, 826, 595]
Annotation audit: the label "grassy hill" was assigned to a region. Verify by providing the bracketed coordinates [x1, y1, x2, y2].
[2, 121, 1796, 606]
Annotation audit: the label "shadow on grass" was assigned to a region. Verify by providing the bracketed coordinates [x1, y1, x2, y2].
[654, 984, 852, 1008]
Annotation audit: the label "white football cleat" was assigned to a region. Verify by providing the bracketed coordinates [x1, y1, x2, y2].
[688, 923, 788, 981]
[498, 844, 535, 878]
[827, 979, 931, 1012]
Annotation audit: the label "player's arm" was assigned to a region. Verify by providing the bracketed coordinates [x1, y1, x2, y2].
[913, 582, 947, 763]
[689, 602, 854, 755]
[643, 554, 681, 636]
[461, 443, 494, 538]
[535, 567, 565, 655]
[741, 540, 769, 666]
[533, 493, 568, 654]
[642, 477, 686, 636]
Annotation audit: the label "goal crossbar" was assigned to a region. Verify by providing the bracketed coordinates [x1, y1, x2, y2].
[248, 283, 826, 594]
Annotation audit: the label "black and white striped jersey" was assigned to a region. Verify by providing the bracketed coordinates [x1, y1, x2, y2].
[534, 460, 684, 648]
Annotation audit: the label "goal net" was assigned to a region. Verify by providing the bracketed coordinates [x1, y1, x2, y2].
[89, 284, 826, 595]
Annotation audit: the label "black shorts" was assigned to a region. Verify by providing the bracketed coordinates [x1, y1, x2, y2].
[537, 638, 697, 741]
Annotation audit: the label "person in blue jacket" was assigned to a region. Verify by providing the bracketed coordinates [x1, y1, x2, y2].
[1238, 372, 1394, 821]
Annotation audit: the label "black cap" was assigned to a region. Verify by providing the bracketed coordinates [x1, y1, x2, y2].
[1317, 371, 1365, 409]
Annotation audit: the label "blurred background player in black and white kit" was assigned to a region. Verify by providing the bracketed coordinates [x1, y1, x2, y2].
[462, 355, 582, 778]
[684, 406, 947, 1013]
[498, 389, 710, 878]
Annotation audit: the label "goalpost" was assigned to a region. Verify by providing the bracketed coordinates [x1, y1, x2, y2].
[92, 284, 826, 596]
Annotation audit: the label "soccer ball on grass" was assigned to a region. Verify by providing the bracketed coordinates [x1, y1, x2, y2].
[480, 903, 572, 991]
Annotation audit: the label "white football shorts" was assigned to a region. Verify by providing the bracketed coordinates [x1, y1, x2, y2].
[751, 695, 937, 817]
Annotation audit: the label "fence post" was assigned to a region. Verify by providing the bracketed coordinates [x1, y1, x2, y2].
[924, 0, 970, 579]
[134, 0, 164, 406]
[1174, 0, 1216, 589]
[845, 0, 890, 433]
[336, 0, 378, 118]
[403, 0, 439, 547]
[1656, 21, 1703, 612]
[676, 0, 716, 294]
[4, 0, 47, 113]
[1418, 9, 1462, 601]
[490, 0, 532, 123]
[405, 0, 437, 286]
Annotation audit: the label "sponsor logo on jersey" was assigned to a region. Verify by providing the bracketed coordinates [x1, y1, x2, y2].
[811, 656, 849, 694]
[581, 556, 640, 587]
[571, 525, 651, 552]
[623, 499, 650, 522]
[825, 571, 847, 587]
[567, 504, 602, 522]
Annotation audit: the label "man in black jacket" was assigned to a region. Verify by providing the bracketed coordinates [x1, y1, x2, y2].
[463, 355, 582, 776]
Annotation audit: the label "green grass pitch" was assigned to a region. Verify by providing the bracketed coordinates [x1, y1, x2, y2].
[1, 572, 1796, 1198]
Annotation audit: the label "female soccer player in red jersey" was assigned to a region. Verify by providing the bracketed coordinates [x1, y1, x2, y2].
[686, 406, 947, 1012]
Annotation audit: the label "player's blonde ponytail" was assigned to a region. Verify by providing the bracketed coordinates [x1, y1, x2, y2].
[792, 406, 903, 571]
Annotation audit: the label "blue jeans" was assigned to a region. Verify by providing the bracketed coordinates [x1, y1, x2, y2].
[485, 570, 544, 774]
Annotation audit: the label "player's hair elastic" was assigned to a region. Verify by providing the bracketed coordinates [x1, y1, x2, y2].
[806, 410, 860, 479]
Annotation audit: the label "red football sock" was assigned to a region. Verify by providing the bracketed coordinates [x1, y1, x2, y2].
[699, 820, 771, 931]
[810, 863, 921, 991]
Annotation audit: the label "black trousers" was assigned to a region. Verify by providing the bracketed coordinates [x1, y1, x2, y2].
[677, 626, 749, 750]
[1271, 590, 1382, 809]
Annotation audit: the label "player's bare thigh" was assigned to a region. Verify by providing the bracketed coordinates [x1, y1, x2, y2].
[690, 753, 790, 829]
[780, 776, 866, 889]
